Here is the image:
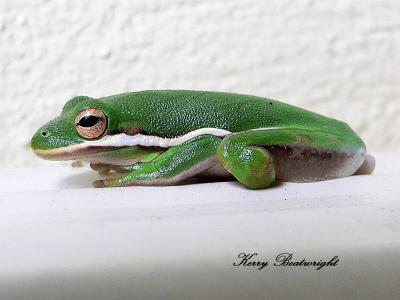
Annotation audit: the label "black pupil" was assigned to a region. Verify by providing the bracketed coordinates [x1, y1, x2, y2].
[79, 115, 100, 127]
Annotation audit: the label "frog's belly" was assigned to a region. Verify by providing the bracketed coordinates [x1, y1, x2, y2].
[200, 145, 366, 183]
[265, 145, 365, 182]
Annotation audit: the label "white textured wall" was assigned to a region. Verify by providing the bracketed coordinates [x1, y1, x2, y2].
[1, 0, 399, 167]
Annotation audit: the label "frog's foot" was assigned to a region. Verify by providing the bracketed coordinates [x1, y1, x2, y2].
[93, 135, 221, 188]
[90, 163, 126, 175]
[90, 163, 136, 175]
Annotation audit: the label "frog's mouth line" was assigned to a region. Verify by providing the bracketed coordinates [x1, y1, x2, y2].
[33, 146, 122, 161]
[33, 128, 232, 161]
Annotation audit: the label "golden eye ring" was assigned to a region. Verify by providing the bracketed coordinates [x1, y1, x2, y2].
[75, 108, 107, 139]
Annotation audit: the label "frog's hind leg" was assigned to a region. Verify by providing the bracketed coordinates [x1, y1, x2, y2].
[217, 128, 366, 189]
[93, 135, 222, 187]
[217, 132, 275, 189]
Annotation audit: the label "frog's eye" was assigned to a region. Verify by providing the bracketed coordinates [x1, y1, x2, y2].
[75, 108, 107, 139]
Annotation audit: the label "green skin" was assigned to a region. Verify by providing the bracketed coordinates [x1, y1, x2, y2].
[31, 90, 372, 189]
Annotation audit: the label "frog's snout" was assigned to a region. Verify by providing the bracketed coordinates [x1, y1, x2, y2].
[31, 129, 55, 160]
[31, 126, 59, 159]
[30, 127, 54, 159]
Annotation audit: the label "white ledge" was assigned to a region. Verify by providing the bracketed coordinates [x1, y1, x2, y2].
[0, 153, 399, 299]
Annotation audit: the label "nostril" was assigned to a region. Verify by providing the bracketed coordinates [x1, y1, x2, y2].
[41, 131, 48, 137]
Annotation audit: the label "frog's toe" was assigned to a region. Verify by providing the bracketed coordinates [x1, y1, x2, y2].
[93, 179, 107, 188]
[91, 163, 133, 174]
[93, 177, 125, 188]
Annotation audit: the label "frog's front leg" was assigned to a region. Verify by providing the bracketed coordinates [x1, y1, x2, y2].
[217, 128, 366, 189]
[89, 146, 165, 175]
[93, 135, 221, 187]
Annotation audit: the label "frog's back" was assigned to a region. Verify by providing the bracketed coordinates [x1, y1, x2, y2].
[101, 90, 358, 139]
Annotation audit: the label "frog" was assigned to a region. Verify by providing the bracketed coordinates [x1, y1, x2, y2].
[31, 90, 374, 189]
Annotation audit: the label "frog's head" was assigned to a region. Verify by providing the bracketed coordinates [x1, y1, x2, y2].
[31, 96, 120, 160]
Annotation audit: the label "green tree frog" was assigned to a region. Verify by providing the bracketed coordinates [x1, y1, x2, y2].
[31, 90, 374, 189]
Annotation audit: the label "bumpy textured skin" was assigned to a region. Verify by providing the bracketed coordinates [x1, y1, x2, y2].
[31, 90, 370, 189]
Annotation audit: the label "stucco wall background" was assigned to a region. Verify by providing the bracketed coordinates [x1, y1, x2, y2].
[1, 0, 399, 167]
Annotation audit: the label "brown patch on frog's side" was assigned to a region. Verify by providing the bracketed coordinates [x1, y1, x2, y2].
[108, 127, 141, 136]
[122, 127, 142, 136]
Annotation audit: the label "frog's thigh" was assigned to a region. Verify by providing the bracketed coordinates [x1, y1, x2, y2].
[94, 135, 221, 187]
[217, 132, 276, 189]
[217, 128, 365, 188]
